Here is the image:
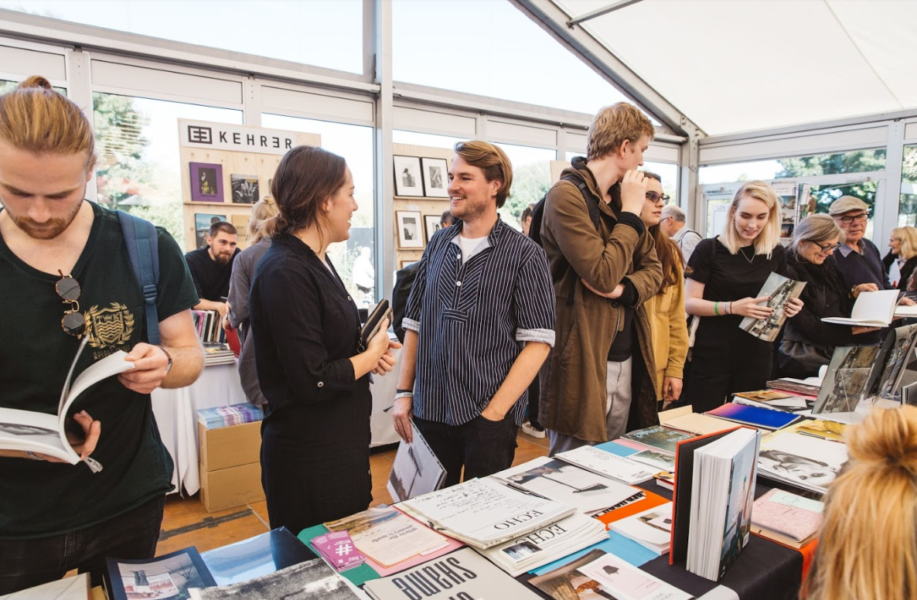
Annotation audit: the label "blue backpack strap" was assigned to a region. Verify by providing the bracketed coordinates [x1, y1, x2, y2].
[117, 211, 161, 345]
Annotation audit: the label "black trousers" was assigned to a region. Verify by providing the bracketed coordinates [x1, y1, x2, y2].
[414, 413, 519, 488]
[0, 494, 165, 595]
[683, 332, 773, 413]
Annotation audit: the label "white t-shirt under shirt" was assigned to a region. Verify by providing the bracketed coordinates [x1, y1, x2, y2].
[457, 235, 487, 264]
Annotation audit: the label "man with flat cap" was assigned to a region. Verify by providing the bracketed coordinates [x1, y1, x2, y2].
[828, 195, 894, 293]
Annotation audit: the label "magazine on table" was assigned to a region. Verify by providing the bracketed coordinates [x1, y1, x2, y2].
[739, 272, 806, 342]
[0, 335, 133, 468]
[398, 477, 575, 549]
[622, 425, 694, 454]
[363, 547, 542, 600]
[555, 445, 657, 485]
[609, 502, 674, 556]
[757, 426, 848, 495]
[822, 288, 900, 327]
[494, 457, 639, 514]
[733, 389, 810, 410]
[706, 402, 801, 430]
[529, 549, 693, 600]
[200, 527, 316, 586]
[386, 421, 446, 502]
[2, 572, 90, 599]
[188, 558, 362, 600]
[105, 546, 217, 600]
[660, 412, 736, 436]
[628, 449, 676, 472]
[750, 489, 823, 548]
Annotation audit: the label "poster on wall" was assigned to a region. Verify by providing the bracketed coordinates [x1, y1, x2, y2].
[195, 213, 227, 249]
[190, 162, 224, 202]
[394, 156, 424, 197]
[231, 174, 259, 204]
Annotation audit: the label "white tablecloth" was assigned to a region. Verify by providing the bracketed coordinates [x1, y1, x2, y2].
[152, 352, 402, 496]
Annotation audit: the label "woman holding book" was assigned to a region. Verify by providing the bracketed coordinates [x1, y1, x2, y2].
[249, 146, 401, 534]
[638, 172, 688, 407]
[805, 405, 917, 600]
[682, 181, 803, 412]
[778, 214, 879, 378]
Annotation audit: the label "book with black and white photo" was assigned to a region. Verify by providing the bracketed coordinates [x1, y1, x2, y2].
[397, 477, 575, 549]
[494, 456, 639, 515]
[479, 511, 608, 576]
[555, 444, 657, 485]
[821, 288, 900, 327]
[739, 272, 806, 342]
[813, 344, 882, 414]
[363, 547, 542, 600]
[106, 546, 217, 600]
[757, 425, 848, 495]
[874, 324, 917, 400]
[188, 558, 361, 600]
[609, 502, 674, 555]
[622, 425, 695, 454]
[200, 527, 316, 586]
[0, 336, 134, 466]
[386, 421, 446, 502]
[686, 427, 760, 581]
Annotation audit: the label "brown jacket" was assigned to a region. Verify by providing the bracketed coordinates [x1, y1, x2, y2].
[538, 161, 663, 443]
[645, 258, 689, 401]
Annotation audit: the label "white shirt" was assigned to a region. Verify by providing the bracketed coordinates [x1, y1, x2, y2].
[456, 235, 487, 264]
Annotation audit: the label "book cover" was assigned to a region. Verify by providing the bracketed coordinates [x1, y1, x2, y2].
[739, 272, 806, 342]
[813, 345, 882, 414]
[706, 402, 800, 430]
[609, 502, 674, 555]
[201, 527, 316, 587]
[106, 547, 216, 600]
[751, 489, 823, 543]
[188, 558, 359, 600]
[2, 573, 90, 599]
[874, 324, 917, 400]
[363, 547, 542, 600]
[592, 488, 669, 528]
[661, 412, 736, 436]
[715, 430, 760, 579]
[556, 445, 656, 485]
[387, 421, 446, 502]
[622, 426, 694, 454]
[757, 429, 848, 494]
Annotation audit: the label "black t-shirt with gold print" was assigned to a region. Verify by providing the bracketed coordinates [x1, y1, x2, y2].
[0, 201, 199, 540]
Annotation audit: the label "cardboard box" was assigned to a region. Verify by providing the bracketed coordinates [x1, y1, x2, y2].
[199, 421, 261, 471]
[200, 462, 265, 512]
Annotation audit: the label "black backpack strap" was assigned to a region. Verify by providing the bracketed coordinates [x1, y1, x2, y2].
[118, 211, 161, 345]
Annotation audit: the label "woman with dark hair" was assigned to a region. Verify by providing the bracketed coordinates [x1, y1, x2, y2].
[249, 146, 401, 533]
[638, 173, 688, 406]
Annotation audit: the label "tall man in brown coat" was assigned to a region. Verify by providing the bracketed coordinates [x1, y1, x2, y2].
[539, 103, 663, 455]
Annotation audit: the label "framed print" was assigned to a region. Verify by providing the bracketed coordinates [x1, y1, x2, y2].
[424, 214, 443, 242]
[194, 213, 227, 248]
[421, 157, 449, 198]
[396, 211, 424, 249]
[394, 156, 424, 197]
[230, 174, 259, 204]
[190, 162, 224, 202]
[400, 260, 418, 269]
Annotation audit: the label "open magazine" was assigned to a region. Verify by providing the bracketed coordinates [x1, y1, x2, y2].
[739, 272, 806, 342]
[0, 336, 134, 467]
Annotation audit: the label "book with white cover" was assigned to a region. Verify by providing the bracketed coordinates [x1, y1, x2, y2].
[609, 502, 673, 555]
[757, 428, 848, 495]
[556, 445, 656, 485]
[661, 412, 735, 436]
[398, 477, 575, 549]
[479, 511, 608, 577]
[822, 289, 899, 326]
[0, 336, 134, 467]
[495, 457, 639, 514]
[386, 421, 446, 502]
[1, 572, 90, 599]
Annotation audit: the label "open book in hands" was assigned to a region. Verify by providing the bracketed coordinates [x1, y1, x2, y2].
[822, 289, 900, 327]
[0, 336, 134, 469]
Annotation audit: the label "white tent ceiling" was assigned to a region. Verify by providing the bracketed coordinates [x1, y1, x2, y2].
[543, 0, 917, 136]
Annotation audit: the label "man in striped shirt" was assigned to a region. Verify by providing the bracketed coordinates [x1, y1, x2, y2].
[393, 141, 556, 487]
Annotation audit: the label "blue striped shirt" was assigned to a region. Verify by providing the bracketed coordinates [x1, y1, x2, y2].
[403, 218, 556, 426]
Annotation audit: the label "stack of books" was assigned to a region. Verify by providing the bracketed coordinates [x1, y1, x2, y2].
[203, 342, 235, 366]
[193, 309, 227, 345]
[197, 404, 264, 429]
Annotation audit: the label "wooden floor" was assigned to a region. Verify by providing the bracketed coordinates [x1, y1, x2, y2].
[154, 429, 550, 556]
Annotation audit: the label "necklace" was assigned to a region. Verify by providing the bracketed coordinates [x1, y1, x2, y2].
[739, 245, 755, 264]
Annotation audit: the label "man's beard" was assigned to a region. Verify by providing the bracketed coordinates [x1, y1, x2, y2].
[212, 251, 232, 265]
[8, 200, 83, 240]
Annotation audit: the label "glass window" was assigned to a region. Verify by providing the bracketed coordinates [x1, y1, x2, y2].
[0, 0, 364, 74]
[699, 159, 784, 185]
[262, 114, 376, 304]
[804, 182, 879, 241]
[495, 143, 556, 230]
[93, 93, 242, 247]
[393, 0, 634, 116]
[699, 149, 887, 184]
[393, 130, 468, 150]
[899, 144, 917, 227]
[0, 79, 66, 94]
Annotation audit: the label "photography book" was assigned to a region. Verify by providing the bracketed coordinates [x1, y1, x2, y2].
[494, 457, 639, 515]
[200, 527, 317, 586]
[706, 402, 801, 430]
[733, 389, 810, 411]
[398, 477, 575, 549]
[387, 421, 446, 502]
[529, 549, 693, 600]
[686, 427, 760, 581]
[592, 488, 670, 528]
[0, 336, 134, 466]
[609, 502, 674, 555]
[813, 345, 883, 414]
[622, 426, 695, 454]
[106, 546, 217, 600]
[821, 288, 900, 327]
[2, 572, 90, 599]
[739, 272, 806, 342]
[363, 547, 542, 600]
[478, 510, 608, 577]
[555, 445, 657, 485]
[757, 425, 848, 495]
[750, 489, 823, 549]
[188, 558, 360, 600]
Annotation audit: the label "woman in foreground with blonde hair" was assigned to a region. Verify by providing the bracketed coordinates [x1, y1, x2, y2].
[805, 405, 917, 600]
[682, 181, 803, 411]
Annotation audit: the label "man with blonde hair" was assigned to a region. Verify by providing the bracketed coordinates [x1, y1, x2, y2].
[392, 141, 555, 485]
[539, 102, 663, 455]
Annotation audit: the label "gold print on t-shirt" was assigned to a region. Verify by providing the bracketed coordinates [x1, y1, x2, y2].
[84, 303, 135, 348]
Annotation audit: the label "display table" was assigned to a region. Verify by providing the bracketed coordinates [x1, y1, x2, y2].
[152, 351, 402, 496]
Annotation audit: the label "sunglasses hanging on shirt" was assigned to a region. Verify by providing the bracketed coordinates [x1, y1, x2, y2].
[56, 271, 87, 338]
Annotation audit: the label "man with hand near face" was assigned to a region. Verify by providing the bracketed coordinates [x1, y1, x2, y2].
[539, 102, 663, 456]
[0, 76, 203, 594]
[184, 221, 240, 320]
[392, 141, 555, 487]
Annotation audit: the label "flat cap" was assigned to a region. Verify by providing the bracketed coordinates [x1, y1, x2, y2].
[828, 195, 869, 216]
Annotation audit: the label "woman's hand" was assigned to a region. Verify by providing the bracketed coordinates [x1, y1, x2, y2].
[729, 296, 774, 319]
[367, 319, 402, 376]
[784, 297, 804, 318]
[899, 297, 916, 306]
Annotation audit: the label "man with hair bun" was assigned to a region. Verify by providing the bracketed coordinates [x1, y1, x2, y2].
[0, 76, 203, 593]
[392, 141, 555, 486]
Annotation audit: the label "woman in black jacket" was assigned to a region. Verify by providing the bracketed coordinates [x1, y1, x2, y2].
[779, 214, 879, 379]
[250, 146, 401, 534]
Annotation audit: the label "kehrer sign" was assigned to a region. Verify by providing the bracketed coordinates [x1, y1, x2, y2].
[179, 119, 296, 156]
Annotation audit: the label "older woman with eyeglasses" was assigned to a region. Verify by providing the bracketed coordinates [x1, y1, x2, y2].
[778, 214, 880, 379]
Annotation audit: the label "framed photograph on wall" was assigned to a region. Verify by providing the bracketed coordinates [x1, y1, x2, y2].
[190, 162, 224, 202]
[421, 157, 449, 198]
[394, 156, 424, 197]
[396, 211, 424, 249]
[230, 174, 259, 204]
[424, 214, 443, 242]
[400, 260, 419, 269]
[194, 213, 227, 249]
